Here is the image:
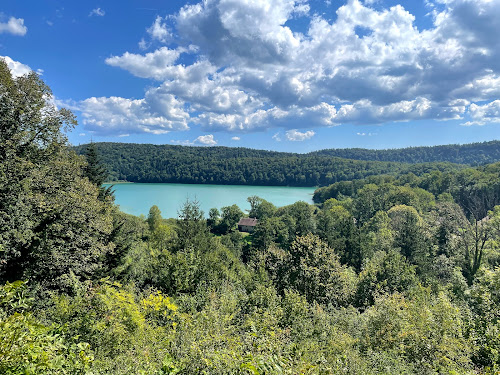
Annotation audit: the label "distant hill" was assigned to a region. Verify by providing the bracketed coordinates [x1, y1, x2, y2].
[73, 142, 464, 187]
[309, 140, 500, 165]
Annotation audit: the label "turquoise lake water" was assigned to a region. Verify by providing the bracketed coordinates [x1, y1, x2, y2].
[105, 183, 316, 218]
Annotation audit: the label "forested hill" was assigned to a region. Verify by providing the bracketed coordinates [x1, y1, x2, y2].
[310, 140, 500, 165]
[73, 142, 462, 187]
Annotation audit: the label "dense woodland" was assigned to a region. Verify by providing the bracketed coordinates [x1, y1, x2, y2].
[2, 60, 500, 374]
[310, 141, 500, 165]
[73, 142, 464, 186]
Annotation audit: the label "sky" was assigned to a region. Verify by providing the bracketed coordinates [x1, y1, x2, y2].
[1, 0, 500, 152]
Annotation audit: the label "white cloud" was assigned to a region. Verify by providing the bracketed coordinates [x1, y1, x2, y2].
[0, 17, 27, 36]
[172, 134, 218, 146]
[171, 139, 194, 145]
[272, 132, 281, 142]
[79, 133, 86, 136]
[195, 134, 217, 145]
[105, 47, 184, 80]
[464, 100, 500, 125]
[286, 129, 315, 141]
[80, 95, 189, 135]
[147, 16, 171, 43]
[231, 136, 240, 141]
[80, 0, 500, 135]
[89, 8, 105, 17]
[138, 38, 149, 50]
[176, 0, 302, 65]
[1, 56, 31, 77]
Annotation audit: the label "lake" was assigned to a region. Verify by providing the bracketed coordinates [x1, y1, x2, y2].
[105, 183, 316, 218]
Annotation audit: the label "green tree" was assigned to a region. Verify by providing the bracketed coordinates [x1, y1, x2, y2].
[388, 205, 429, 265]
[355, 250, 418, 308]
[277, 201, 315, 239]
[207, 207, 220, 230]
[252, 216, 289, 251]
[176, 199, 210, 251]
[281, 234, 356, 306]
[247, 196, 277, 220]
[0, 281, 94, 374]
[83, 141, 113, 200]
[361, 289, 472, 373]
[360, 210, 394, 261]
[0, 59, 114, 287]
[147, 205, 163, 233]
[83, 142, 107, 185]
[316, 204, 361, 269]
[219, 204, 243, 234]
[457, 205, 500, 285]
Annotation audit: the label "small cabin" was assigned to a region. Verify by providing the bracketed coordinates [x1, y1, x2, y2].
[237, 218, 258, 233]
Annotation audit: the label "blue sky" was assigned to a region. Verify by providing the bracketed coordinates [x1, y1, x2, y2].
[2, 0, 500, 152]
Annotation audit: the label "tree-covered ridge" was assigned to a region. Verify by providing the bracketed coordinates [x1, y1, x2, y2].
[73, 142, 463, 186]
[310, 140, 500, 165]
[314, 162, 500, 220]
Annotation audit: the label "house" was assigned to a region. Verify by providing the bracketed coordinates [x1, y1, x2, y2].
[237, 217, 258, 233]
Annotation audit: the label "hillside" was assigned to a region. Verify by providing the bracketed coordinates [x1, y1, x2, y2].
[310, 140, 500, 165]
[73, 142, 464, 187]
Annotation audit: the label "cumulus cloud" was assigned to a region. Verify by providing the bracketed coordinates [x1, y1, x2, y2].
[195, 134, 217, 145]
[286, 129, 315, 141]
[173, 134, 218, 146]
[89, 8, 105, 17]
[105, 47, 184, 80]
[231, 136, 240, 141]
[1, 56, 32, 77]
[0, 17, 27, 36]
[80, 94, 189, 135]
[464, 100, 500, 125]
[80, 0, 500, 136]
[147, 16, 171, 43]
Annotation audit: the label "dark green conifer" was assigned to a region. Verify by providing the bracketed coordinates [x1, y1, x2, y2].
[84, 141, 114, 201]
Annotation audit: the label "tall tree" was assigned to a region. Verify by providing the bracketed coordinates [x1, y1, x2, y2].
[219, 204, 243, 234]
[83, 141, 113, 200]
[176, 199, 210, 251]
[0, 59, 114, 287]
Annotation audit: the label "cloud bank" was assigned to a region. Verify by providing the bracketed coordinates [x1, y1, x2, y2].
[80, 0, 500, 135]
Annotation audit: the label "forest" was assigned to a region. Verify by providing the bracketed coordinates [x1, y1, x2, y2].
[73, 142, 465, 187]
[310, 141, 500, 165]
[2, 60, 500, 374]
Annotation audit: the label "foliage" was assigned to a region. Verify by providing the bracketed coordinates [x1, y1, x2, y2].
[73, 142, 464, 187]
[0, 281, 93, 374]
[311, 140, 500, 165]
[0, 59, 115, 288]
[4, 60, 500, 374]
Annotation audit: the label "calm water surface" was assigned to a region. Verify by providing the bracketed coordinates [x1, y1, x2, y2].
[105, 183, 316, 218]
